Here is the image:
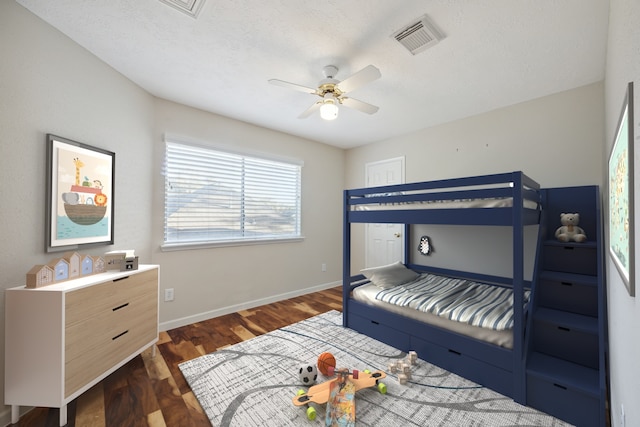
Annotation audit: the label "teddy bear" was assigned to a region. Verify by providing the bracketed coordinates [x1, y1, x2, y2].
[555, 213, 587, 242]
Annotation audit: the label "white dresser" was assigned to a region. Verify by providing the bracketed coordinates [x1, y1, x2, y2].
[5, 264, 159, 426]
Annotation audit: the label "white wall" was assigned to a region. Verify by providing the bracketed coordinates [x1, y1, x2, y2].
[0, 1, 156, 422]
[0, 1, 344, 424]
[151, 99, 344, 329]
[604, 1, 640, 426]
[345, 83, 605, 274]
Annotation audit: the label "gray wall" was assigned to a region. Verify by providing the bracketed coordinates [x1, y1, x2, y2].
[345, 82, 604, 275]
[604, 1, 640, 426]
[0, 2, 343, 423]
[0, 2, 156, 420]
[151, 99, 344, 329]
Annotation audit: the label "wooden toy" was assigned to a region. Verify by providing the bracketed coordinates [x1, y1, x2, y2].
[62, 252, 81, 279]
[81, 255, 94, 275]
[26, 252, 123, 289]
[388, 351, 418, 386]
[26, 265, 55, 288]
[48, 258, 70, 282]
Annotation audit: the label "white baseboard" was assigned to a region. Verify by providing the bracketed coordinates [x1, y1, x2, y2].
[159, 281, 341, 331]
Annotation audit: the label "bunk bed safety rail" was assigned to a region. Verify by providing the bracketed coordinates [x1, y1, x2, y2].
[346, 171, 541, 210]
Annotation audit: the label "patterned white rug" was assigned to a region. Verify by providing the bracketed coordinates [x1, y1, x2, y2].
[179, 310, 572, 426]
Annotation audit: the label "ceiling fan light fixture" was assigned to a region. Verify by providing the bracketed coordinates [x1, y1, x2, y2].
[320, 99, 339, 121]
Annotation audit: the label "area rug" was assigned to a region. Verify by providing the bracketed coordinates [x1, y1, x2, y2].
[179, 310, 571, 426]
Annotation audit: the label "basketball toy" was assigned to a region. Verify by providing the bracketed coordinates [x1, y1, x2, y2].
[317, 352, 336, 376]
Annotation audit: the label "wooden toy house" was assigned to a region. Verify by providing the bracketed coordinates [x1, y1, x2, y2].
[47, 258, 70, 282]
[63, 252, 81, 279]
[26, 265, 55, 289]
[81, 255, 94, 276]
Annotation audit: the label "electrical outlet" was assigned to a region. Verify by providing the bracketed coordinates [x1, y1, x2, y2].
[164, 288, 174, 302]
[321, 263, 327, 272]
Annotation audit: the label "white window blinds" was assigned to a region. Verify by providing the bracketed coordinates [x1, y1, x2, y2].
[164, 140, 302, 247]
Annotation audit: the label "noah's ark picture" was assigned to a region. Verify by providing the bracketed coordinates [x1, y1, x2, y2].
[46, 134, 115, 251]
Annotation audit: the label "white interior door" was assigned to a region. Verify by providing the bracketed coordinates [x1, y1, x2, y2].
[365, 157, 405, 268]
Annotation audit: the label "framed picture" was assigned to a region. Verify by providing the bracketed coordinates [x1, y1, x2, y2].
[608, 82, 634, 296]
[46, 134, 115, 252]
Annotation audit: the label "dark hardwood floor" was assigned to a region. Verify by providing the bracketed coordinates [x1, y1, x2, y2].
[12, 286, 343, 427]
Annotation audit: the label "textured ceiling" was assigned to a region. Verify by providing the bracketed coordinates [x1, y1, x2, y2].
[15, 0, 609, 149]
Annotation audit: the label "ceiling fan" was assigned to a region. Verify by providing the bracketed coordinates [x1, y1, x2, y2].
[269, 65, 381, 121]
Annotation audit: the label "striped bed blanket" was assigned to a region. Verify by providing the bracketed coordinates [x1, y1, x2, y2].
[375, 273, 530, 331]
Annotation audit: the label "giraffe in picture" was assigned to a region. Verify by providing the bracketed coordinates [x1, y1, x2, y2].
[73, 157, 84, 186]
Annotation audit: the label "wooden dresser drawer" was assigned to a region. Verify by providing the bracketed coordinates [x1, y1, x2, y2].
[65, 269, 158, 326]
[64, 272, 158, 397]
[65, 297, 157, 396]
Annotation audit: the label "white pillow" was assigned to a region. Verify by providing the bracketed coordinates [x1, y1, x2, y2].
[360, 262, 419, 289]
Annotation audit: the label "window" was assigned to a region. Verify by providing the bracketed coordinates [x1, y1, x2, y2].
[163, 139, 302, 249]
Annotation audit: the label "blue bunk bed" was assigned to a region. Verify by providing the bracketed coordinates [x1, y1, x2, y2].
[342, 171, 542, 404]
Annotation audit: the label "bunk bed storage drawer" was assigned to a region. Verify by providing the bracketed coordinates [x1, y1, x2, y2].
[348, 313, 410, 350]
[541, 245, 597, 275]
[526, 376, 598, 427]
[532, 321, 599, 368]
[411, 336, 512, 397]
[538, 275, 598, 316]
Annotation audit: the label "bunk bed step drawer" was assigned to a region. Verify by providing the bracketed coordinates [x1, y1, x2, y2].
[527, 376, 599, 427]
[410, 336, 512, 398]
[538, 272, 598, 316]
[527, 352, 600, 426]
[532, 309, 599, 369]
[542, 244, 597, 275]
[348, 313, 411, 351]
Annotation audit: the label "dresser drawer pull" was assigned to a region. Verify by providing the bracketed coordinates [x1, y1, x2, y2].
[560, 281, 573, 286]
[112, 330, 129, 340]
[112, 303, 130, 312]
[371, 320, 380, 325]
[113, 276, 130, 282]
[448, 349, 462, 356]
[558, 326, 571, 332]
[553, 383, 568, 390]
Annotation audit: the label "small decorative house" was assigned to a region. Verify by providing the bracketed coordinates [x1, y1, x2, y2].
[48, 258, 70, 282]
[26, 264, 55, 288]
[26, 252, 111, 289]
[81, 255, 94, 276]
[63, 251, 81, 279]
[93, 256, 105, 273]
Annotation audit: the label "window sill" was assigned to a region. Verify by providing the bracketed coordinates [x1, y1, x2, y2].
[160, 236, 305, 251]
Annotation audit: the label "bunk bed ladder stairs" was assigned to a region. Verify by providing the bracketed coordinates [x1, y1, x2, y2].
[525, 186, 608, 427]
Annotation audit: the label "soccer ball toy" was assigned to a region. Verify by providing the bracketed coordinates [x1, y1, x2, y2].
[298, 364, 318, 385]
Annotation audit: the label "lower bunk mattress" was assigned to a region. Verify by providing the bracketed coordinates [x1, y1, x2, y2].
[352, 273, 530, 349]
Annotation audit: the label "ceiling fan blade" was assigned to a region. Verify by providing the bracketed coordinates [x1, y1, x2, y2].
[336, 65, 381, 93]
[269, 79, 318, 94]
[340, 97, 379, 115]
[298, 101, 322, 119]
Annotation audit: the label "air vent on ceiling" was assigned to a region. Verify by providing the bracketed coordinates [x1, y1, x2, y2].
[158, 0, 206, 18]
[392, 14, 444, 55]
